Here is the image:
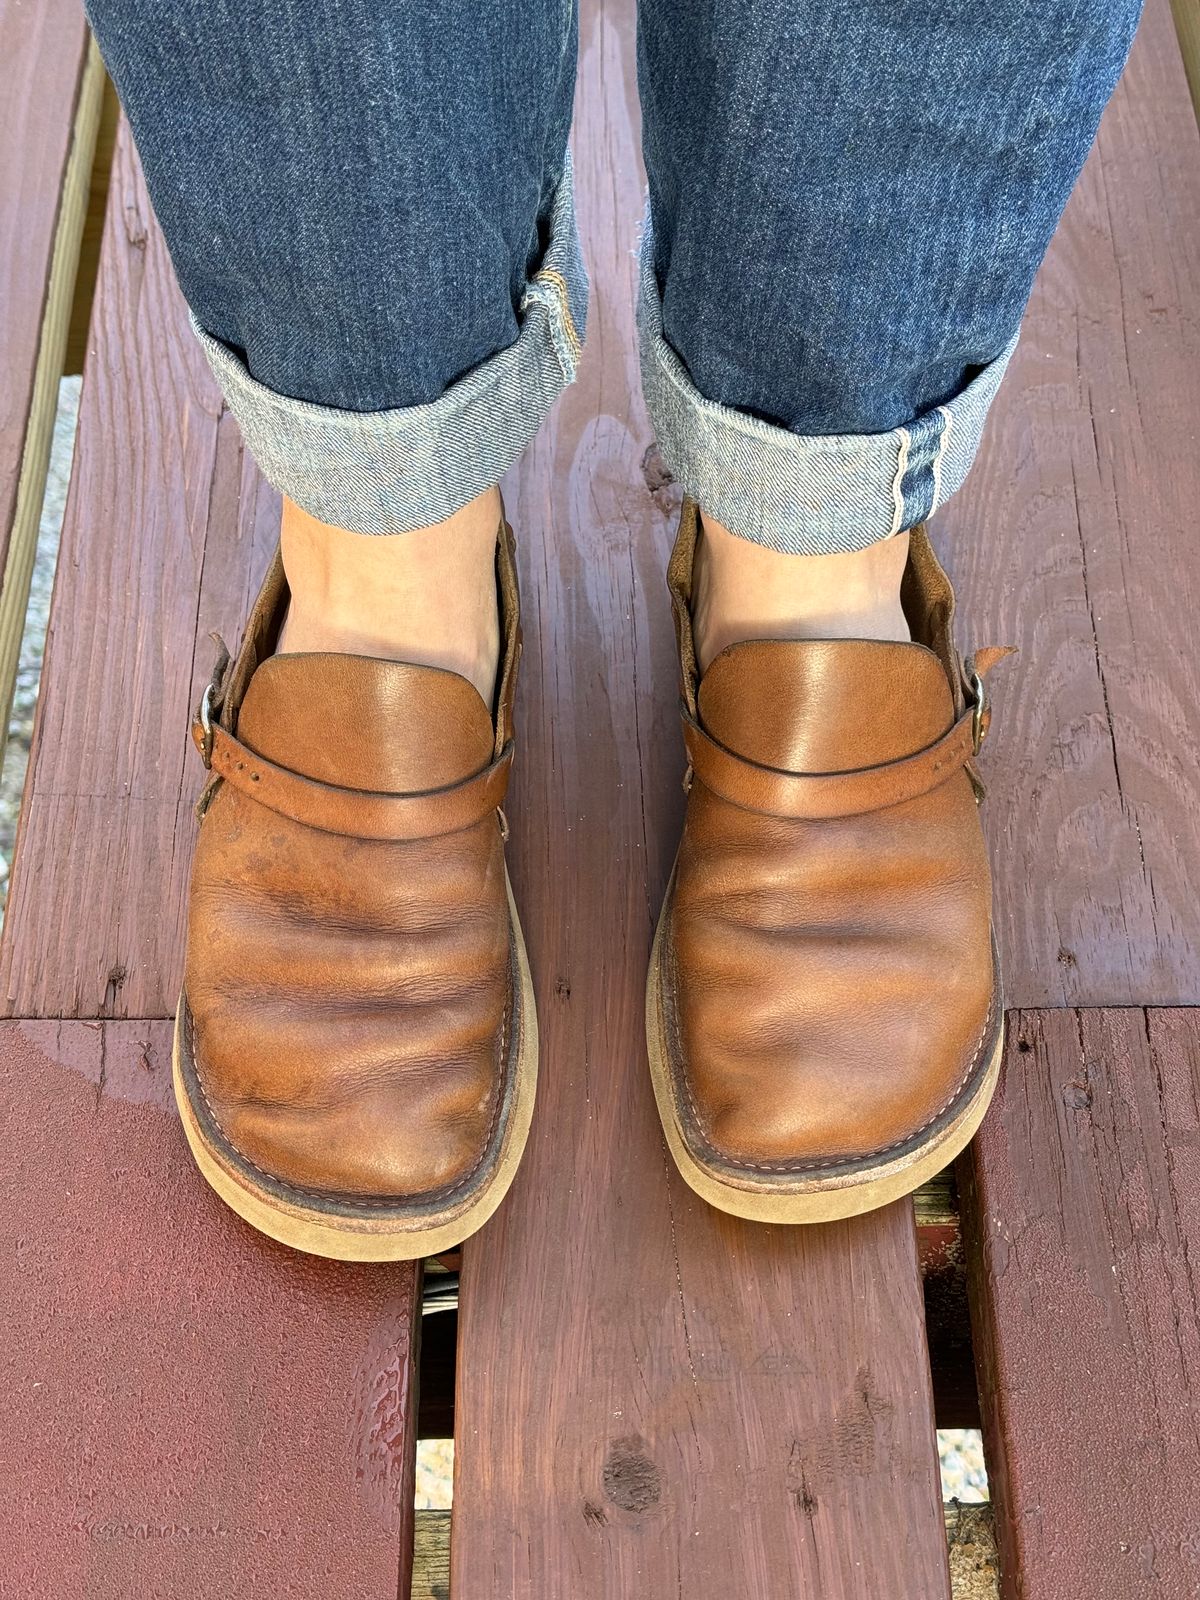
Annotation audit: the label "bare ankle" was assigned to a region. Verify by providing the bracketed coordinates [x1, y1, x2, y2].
[279, 488, 502, 704]
[692, 511, 911, 672]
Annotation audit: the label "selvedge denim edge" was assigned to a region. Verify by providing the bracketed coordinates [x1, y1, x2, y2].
[637, 214, 1019, 555]
[192, 153, 588, 534]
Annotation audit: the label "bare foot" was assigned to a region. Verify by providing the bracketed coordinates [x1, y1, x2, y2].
[692, 511, 911, 673]
[279, 486, 502, 704]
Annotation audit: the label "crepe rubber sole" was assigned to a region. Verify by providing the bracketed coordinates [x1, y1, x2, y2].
[173, 872, 537, 1261]
[646, 894, 1004, 1225]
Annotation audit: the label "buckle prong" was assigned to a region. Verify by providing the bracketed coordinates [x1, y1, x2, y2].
[198, 682, 216, 768]
[969, 668, 988, 755]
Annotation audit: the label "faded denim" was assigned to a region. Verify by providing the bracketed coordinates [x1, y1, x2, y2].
[87, 0, 1142, 548]
[87, 0, 584, 533]
[638, 0, 1142, 548]
[640, 233, 1020, 553]
[193, 164, 586, 533]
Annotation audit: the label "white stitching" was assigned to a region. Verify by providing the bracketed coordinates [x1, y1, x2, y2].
[888, 426, 911, 537]
[930, 405, 954, 515]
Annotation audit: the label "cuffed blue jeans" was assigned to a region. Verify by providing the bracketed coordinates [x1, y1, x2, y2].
[86, 0, 1141, 552]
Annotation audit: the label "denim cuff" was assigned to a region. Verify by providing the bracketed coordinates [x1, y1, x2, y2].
[637, 217, 1018, 554]
[192, 154, 588, 534]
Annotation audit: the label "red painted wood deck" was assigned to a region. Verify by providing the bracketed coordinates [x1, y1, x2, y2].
[2, 0, 1198, 1594]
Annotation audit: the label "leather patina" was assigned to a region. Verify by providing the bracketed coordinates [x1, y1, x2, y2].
[175, 519, 535, 1258]
[648, 499, 1009, 1219]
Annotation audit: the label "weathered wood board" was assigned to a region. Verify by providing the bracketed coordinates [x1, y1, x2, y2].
[0, 120, 281, 1020]
[962, 1009, 1200, 1599]
[942, 0, 1200, 1007]
[449, 3, 952, 1596]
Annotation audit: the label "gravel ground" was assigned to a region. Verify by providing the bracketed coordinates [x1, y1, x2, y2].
[0, 376, 81, 910]
[416, 1439, 455, 1510]
[7, 377, 990, 1511]
[938, 1428, 989, 1501]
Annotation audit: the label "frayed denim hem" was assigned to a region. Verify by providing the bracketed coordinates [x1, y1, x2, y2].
[192, 153, 588, 534]
[637, 213, 1018, 554]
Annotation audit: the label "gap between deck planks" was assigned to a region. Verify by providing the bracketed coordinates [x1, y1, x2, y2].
[0, 3, 103, 756]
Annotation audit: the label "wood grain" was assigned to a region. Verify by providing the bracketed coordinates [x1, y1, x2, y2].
[449, 4, 951, 1596]
[0, 120, 281, 1018]
[425, 1506, 1002, 1600]
[0, 1021, 421, 1598]
[942, 0, 1200, 1007]
[961, 1009, 1200, 1598]
[419, 1256, 986, 1438]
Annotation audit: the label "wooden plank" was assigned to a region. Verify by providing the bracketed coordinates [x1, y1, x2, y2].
[418, 1506, 1001, 1600]
[0, 119, 282, 1018]
[0, 1020, 422, 1598]
[960, 1009, 1200, 1598]
[942, 0, 1200, 1007]
[450, 4, 951, 1596]
[0, 6, 102, 754]
[415, 1179, 983, 1442]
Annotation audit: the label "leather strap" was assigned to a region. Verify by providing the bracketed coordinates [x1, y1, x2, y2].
[193, 721, 513, 840]
[682, 704, 989, 820]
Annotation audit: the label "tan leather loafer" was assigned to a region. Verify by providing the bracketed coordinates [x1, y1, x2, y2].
[647, 501, 1008, 1223]
[174, 519, 536, 1260]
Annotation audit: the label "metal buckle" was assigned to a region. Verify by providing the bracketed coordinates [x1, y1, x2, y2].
[968, 667, 988, 754]
[198, 682, 216, 769]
